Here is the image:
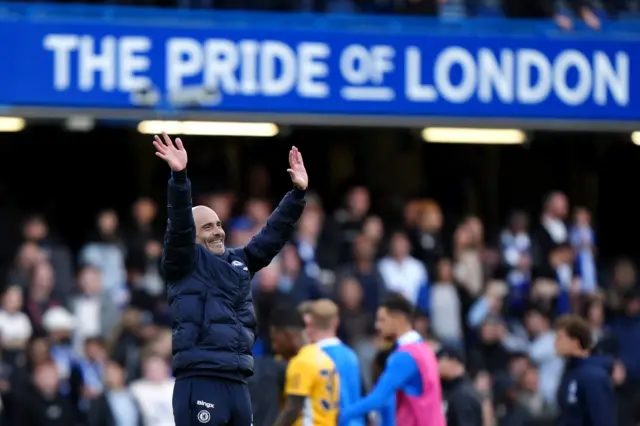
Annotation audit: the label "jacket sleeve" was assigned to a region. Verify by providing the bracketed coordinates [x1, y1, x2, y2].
[161, 169, 196, 281]
[244, 188, 306, 273]
[583, 374, 616, 426]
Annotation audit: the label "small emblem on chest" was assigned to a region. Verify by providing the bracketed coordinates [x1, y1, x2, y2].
[231, 260, 249, 271]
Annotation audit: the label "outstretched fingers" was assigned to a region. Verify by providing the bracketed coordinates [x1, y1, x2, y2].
[162, 131, 176, 149]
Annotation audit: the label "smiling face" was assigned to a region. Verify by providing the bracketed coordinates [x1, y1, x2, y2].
[192, 206, 226, 255]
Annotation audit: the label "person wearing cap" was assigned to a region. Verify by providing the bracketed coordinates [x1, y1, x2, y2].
[437, 345, 483, 426]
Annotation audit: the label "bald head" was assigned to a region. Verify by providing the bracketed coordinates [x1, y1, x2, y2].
[192, 205, 226, 255]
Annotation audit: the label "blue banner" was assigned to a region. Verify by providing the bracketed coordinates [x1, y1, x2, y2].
[1, 5, 639, 121]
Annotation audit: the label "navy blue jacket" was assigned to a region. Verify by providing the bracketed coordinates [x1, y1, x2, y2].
[162, 170, 305, 382]
[557, 355, 616, 426]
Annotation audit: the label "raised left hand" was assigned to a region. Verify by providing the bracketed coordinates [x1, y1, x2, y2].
[287, 146, 308, 190]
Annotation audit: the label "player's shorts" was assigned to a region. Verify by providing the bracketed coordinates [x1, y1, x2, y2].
[173, 376, 253, 426]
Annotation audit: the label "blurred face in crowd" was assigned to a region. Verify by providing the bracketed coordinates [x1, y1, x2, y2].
[418, 207, 442, 233]
[143, 356, 170, 382]
[353, 234, 375, 262]
[30, 262, 54, 298]
[613, 260, 636, 289]
[464, 217, 484, 246]
[524, 310, 549, 336]
[105, 360, 126, 389]
[257, 263, 280, 292]
[23, 216, 48, 242]
[192, 206, 226, 255]
[454, 226, 472, 250]
[626, 297, 640, 316]
[508, 355, 530, 379]
[546, 192, 568, 219]
[2, 286, 23, 313]
[347, 187, 370, 218]
[78, 267, 103, 296]
[33, 363, 60, 396]
[574, 207, 591, 226]
[281, 245, 301, 276]
[362, 216, 384, 242]
[587, 300, 604, 327]
[521, 366, 539, 392]
[133, 197, 157, 226]
[509, 212, 528, 234]
[246, 199, 270, 224]
[299, 210, 322, 240]
[375, 307, 406, 341]
[479, 320, 504, 344]
[436, 259, 453, 283]
[338, 277, 363, 311]
[438, 357, 461, 380]
[390, 233, 411, 259]
[85, 339, 107, 362]
[28, 338, 51, 366]
[17, 242, 46, 270]
[97, 209, 119, 237]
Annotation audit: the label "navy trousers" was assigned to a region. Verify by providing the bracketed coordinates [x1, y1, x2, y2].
[173, 376, 253, 426]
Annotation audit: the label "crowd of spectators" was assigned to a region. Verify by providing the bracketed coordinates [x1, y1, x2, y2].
[9, 0, 639, 30]
[0, 185, 639, 426]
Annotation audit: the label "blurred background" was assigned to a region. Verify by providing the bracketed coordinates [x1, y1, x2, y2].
[0, 0, 639, 425]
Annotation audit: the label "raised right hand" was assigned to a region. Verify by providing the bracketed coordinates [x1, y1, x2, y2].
[153, 132, 188, 172]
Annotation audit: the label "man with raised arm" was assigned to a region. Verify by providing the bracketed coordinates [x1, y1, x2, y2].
[152, 132, 308, 426]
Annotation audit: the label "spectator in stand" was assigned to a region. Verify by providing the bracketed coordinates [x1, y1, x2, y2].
[339, 234, 387, 315]
[452, 221, 484, 299]
[500, 0, 600, 30]
[79, 210, 126, 297]
[533, 192, 571, 279]
[409, 201, 445, 275]
[277, 244, 323, 304]
[500, 211, 532, 316]
[72, 338, 108, 414]
[5, 242, 46, 290]
[570, 207, 597, 295]
[521, 306, 563, 409]
[437, 345, 483, 426]
[430, 259, 464, 348]
[334, 186, 371, 265]
[378, 231, 429, 313]
[19, 362, 77, 426]
[129, 355, 174, 426]
[469, 315, 512, 375]
[604, 259, 637, 317]
[86, 359, 142, 426]
[25, 262, 64, 336]
[42, 307, 83, 411]
[126, 197, 160, 264]
[20, 215, 74, 296]
[336, 276, 377, 381]
[69, 266, 119, 353]
[0, 286, 33, 353]
[516, 362, 556, 425]
[362, 215, 385, 258]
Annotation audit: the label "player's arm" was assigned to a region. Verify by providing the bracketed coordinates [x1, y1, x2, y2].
[272, 356, 314, 426]
[272, 395, 306, 426]
[154, 133, 197, 282]
[245, 147, 307, 274]
[341, 351, 418, 421]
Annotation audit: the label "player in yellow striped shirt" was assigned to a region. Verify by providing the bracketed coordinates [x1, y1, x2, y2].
[270, 306, 339, 426]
